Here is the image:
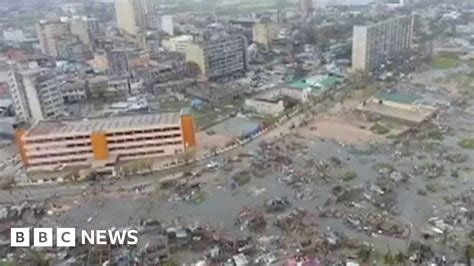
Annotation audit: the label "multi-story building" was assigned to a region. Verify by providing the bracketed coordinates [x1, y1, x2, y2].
[162, 35, 194, 53]
[8, 64, 64, 123]
[70, 17, 93, 48]
[252, 22, 279, 49]
[36, 20, 69, 58]
[185, 36, 248, 81]
[57, 34, 90, 61]
[352, 15, 413, 73]
[60, 79, 87, 103]
[15, 110, 197, 171]
[300, 0, 313, 16]
[115, 0, 156, 36]
[158, 15, 174, 36]
[106, 48, 129, 76]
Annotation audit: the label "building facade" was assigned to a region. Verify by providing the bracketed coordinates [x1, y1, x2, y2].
[162, 35, 193, 53]
[57, 34, 90, 61]
[185, 36, 248, 81]
[352, 15, 413, 73]
[8, 65, 64, 124]
[36, 21, 69, 58]
[106, 47, 129, 76]
[300, 0, 313, 16]
[115, 0, 156, 36]
[15, 111, 197, 171]
[252, 22, 279, 49]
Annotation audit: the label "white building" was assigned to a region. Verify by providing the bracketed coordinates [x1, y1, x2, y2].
[162, 35, 193, 53]
[159, 15, 174, 36]
[2, 28, 27, 43]
[8, 63, 64, 124]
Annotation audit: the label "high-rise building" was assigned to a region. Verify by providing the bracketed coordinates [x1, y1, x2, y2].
[185, 36, 248, 81]
[70, 16, 98, 48]
[252, 22, 279, 49]
[352, 15, 413, 73]
[115, 0, 156, 36]
[158, 15, 174, 36]
[8, 63, 64, 123]
[300, 0, 314, 16]
[36, 21, 69, 58]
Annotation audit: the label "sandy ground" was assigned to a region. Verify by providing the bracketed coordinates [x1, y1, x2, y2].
[297, 116, 383, 144]
[196, 131, 233, 153]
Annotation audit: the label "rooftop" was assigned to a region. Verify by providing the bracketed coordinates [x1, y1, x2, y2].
[373, 90, 420, 104]
[288, 75, 342, 90]
[27, 112, 182, 137]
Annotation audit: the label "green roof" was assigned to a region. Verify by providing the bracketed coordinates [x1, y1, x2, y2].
[374, 90, 420, 104]
[288, 75, 342, 90]
[288, 78, 314, 90]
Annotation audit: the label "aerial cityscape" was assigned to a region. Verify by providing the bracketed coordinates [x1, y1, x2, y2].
[0, 0, 474, 264]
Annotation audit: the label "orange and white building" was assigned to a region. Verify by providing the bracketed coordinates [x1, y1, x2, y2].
[15, 110, 196, 171]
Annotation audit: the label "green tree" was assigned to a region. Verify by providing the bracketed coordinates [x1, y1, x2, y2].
[466, 244, 474, 266]
[349, 69, 369, 90]
[394, 251, 406, 265]
[358, 246, 372, 263]
[383, 249, 395, 266]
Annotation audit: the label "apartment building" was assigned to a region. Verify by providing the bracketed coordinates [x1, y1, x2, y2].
[15, 110, 197, 171]
[185, 36, 248, 81]
[36, 20, 69, 58]
[252, 22, 279, 49]
[352, 15, 413, 73]
[8, 64, 64, 123]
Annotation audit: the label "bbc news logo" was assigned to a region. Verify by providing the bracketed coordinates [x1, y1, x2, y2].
[11, 228, 138, 247]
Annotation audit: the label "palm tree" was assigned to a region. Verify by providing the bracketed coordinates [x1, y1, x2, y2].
[349, 69, 369, 90]
[383, 249, 395, 266]
[358, 246, 372, 264]
[394, 251, 406, 265]
[466, 244, 474, 266]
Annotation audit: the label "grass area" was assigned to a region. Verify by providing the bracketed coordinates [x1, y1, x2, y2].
[160, 100, 190, 111]
[417, 189, 427, 196]
[343, 171, 358, 182]
[425, 183, 438, 193]
[261, 114, 278, 127]
[458, 139, 474, 150]
[431, 56, 461, 69]
[370, 123, 390, 135]
[427, 130, 445, 141]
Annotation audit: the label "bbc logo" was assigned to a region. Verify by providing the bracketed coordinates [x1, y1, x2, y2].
[11, 227, 139, 247]
[11, 228, 76, 247]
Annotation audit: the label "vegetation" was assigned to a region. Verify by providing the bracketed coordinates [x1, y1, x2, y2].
[370, 123, 390, 135]
[357, 246, 373, 263]
[417, 189, 427, 196]
[458, 139, 474, 150]
[426, 129, 445, 141]
[262, 114, 278, 128]
[425, 183, 438, 193]
[431, 56, 461, 69]
[343, 171, 358, 182]
[349, 69, 370, 90]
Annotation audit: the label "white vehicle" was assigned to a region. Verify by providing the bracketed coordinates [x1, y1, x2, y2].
[206, 161, 221, 169]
